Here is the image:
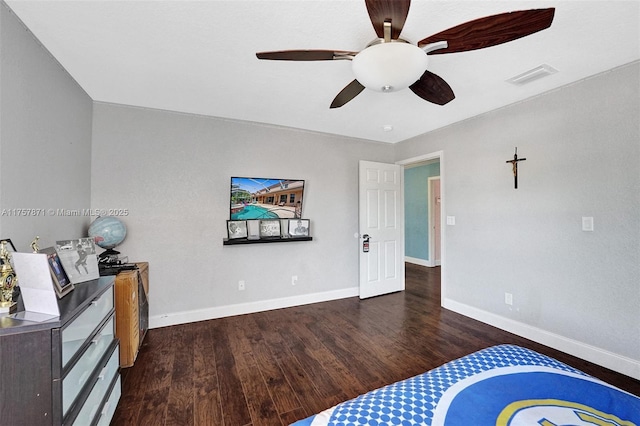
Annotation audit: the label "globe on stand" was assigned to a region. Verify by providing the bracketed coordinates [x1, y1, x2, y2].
[88, 216, 127, 264]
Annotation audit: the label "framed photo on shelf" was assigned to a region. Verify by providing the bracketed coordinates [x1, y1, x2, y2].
[227, 220, 248, 240]
[279, 219, 290, 238]
[40, 247, 74, 298]
[0, 238, 16, 252]
[288, 219, 310, 237]
[247, 220, 260, 240]
[259, 219, 281, 238]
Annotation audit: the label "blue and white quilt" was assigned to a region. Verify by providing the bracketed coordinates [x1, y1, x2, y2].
[291, 345, 640, 426]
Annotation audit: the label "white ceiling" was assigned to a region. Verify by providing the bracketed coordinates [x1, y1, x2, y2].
[5, 1, 639, 143]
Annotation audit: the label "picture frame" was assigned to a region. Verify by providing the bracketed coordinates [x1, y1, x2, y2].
[11, 252, 60, 317]
[0, 239, 16, 252]
[247, 220, 261, 240]
[55, 238, 100, 284]
[288, 219, 310, 237]
[227, 220, 248, 240]
[40, 247, 74, 298]
[259, 219, 281, 239]
[279, 219, 290, 238]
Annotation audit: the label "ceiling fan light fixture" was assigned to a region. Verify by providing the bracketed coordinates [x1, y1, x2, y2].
[352, 41, 428, 92]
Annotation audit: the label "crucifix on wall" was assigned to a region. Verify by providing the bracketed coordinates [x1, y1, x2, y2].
[506, 147, 526, 189]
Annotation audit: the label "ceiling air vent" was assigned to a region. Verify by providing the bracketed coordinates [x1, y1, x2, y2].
[507, 64, 558, 85]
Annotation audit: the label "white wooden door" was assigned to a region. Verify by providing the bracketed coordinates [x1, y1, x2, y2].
[358, 160, 405, 299]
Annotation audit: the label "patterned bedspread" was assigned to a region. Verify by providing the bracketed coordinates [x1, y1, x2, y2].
[291, 345, 640, 426]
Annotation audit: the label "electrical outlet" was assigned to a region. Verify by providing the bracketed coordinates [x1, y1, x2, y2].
[238, 280, 245, 291]
[505, 292, 513, 306]
[291, 275, 298, 286]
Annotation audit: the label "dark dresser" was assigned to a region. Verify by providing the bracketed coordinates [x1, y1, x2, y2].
[0, 276, 120, 425]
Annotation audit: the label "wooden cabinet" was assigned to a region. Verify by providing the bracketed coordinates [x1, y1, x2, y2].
[114, 262, 148, 367]
[0, 276, 120, 426]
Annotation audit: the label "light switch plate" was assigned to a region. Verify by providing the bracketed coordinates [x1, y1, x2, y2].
[582, 217, 594, 232]
[446, 216, 456, 226]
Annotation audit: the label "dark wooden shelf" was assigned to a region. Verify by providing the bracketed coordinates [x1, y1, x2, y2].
[223, 237, 312, 245]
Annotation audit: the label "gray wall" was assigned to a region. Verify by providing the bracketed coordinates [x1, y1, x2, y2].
[0, 4, 93, 249]
[90, 103, 394, 325]
[395, 62, 640, 376]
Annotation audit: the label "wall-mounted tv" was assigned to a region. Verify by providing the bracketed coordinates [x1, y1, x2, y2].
[230, 177, 304, 220]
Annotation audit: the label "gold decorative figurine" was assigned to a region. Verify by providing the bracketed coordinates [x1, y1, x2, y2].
[0, 240, 18, 311]
[30, 236, 40, 253]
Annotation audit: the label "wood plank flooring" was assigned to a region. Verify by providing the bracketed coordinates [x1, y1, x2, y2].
[112, 264, 640, 425]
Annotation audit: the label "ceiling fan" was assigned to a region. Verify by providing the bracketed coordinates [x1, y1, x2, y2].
[256, 0, 555, 108]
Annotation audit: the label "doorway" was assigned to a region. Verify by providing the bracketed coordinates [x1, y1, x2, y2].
[397, 151, 445, 303]
[402, 158, 441, 267]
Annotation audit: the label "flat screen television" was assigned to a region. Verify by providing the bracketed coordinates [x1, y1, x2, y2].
[230, 177, 304, 220]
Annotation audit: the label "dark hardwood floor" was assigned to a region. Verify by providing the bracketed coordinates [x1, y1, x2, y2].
[112, 264, 639, 425]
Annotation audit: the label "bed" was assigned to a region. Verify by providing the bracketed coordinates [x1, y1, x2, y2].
[291, 344, 639, 426]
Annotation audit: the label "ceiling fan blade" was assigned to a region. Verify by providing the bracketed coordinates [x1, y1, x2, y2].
[409, 71, 455, 106]
[330, 80, 366, 109]
[418, 8, 555, 54]
[365, 0, 411, 39]
[256, 50, 357, 61]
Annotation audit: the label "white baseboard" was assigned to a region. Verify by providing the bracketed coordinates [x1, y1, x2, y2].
[150, 286, 360, 329]
[405, 256, 431, 267]
[443, 298, 640, 380]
